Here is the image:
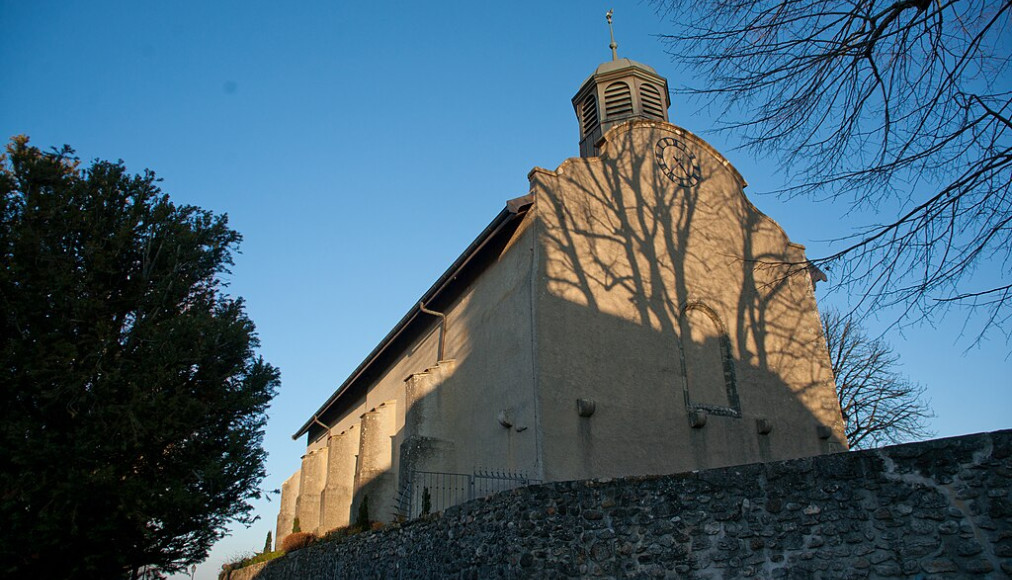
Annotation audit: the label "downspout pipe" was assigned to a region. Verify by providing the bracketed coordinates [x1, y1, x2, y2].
[418, 301, 446, 362]
[312, 415, 331, 441]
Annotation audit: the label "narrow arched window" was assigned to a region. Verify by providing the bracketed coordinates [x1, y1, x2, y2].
[680, 303, 740, 417]
[603, 81, 633, 118]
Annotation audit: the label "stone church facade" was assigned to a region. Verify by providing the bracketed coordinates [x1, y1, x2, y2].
[276, 55, 847, 545]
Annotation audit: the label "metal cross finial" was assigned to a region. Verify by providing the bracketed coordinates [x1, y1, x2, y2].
[606, 9, 618, 60]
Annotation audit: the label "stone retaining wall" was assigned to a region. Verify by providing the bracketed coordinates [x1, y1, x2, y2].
[223, 430, 1010, 579]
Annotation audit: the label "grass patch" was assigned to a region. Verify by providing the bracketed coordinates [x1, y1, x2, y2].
[222, 550, 284, 572]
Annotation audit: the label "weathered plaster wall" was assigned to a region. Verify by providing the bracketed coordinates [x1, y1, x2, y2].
[293, 447, 327, 535]
[352, 401, 397, 524]
[398, 215, 540, 478]
[318, 424, 359, 531]
[226, 431, 1010, 580]
[282, 215, 541, 531]
[530, 120, 845, 483]
[274, 470, 300, 547]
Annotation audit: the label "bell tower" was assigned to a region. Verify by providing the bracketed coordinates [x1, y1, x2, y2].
[572, 11, 671, 158]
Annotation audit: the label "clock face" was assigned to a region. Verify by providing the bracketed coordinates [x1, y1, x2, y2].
[655, 137, 700, 186]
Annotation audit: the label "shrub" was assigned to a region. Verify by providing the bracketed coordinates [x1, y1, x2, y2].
[422, 487, 432, 516]
[221, 551, 255, 573]
[355, 496, 370, 530]
[222, 549, 283, 572]
[280, 531, 316, 553]
[246, 550, 284, 566]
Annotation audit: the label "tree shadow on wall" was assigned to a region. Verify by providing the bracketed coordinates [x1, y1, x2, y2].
[532, 122, 844, 478]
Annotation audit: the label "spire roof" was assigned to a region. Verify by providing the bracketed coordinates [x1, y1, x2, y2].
[572, 57, 671, 158]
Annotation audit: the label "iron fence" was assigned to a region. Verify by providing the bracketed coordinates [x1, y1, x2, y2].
[396, 468, 539, 520]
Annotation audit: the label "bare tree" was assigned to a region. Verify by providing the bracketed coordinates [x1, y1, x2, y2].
[650, 0, 1012, 341]
[822, 310, 934, 448]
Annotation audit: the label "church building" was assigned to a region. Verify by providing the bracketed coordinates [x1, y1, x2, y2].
[275, 40, 847, 544]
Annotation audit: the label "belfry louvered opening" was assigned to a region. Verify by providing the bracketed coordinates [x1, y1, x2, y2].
[581, 94, 598, 136]
[640, 83, 665, 120]
[604, 81, 633, 118]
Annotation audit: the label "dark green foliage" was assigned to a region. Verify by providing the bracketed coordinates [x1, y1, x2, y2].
[264, 531, 273, 554]
[292, 517, 301, 534]
[355, 496, 370, 530]
[0, 136, 280, 578]
[421, 487, 432, 516]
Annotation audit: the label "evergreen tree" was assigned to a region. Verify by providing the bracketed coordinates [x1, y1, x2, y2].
[421, 487, 432, 516]
[0, 137, 280, 578]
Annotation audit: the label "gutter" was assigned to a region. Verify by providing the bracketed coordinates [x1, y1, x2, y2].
[292, 193, 534, 440]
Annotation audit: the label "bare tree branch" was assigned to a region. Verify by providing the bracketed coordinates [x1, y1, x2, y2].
[650, 0, 1012, 342]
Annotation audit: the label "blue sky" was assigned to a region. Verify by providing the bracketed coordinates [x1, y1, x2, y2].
[2, 2, 1008, 577]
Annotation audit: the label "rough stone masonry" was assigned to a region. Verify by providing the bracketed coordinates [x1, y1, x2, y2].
[225, 430, 1010, 579]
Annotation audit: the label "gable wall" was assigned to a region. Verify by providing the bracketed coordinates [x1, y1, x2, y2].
[530, 121, 846, 483]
